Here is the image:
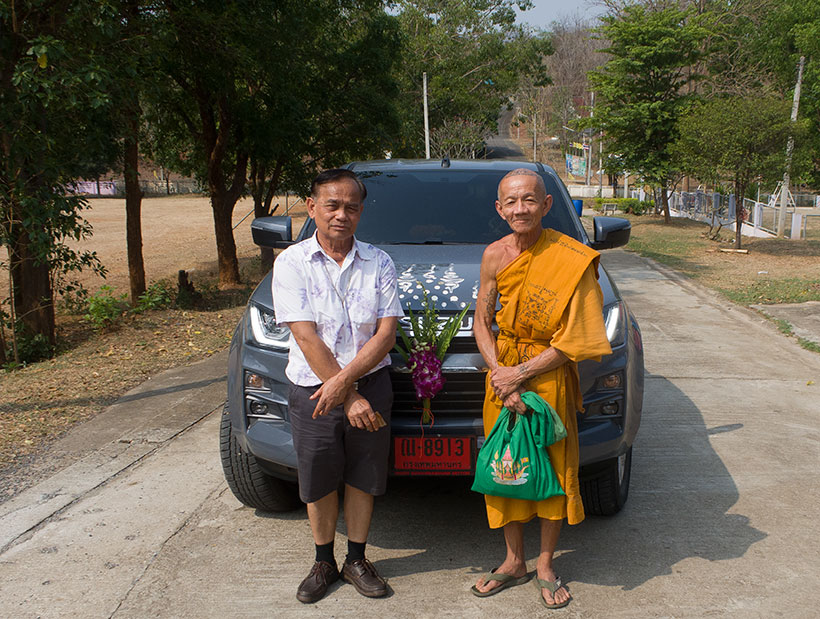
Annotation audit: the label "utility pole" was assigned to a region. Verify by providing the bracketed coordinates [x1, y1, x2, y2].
[533, 109, 537, 162]
[586, 91, 594, 186]
[423, 72, 431, 160]
[777, 56, 805, 237]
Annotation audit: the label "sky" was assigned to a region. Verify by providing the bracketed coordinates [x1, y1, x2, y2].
[517, 0, 606, 30]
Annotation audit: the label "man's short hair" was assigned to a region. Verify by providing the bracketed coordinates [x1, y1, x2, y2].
[310, 169, 367, 202]
[497, 168, 547, 200]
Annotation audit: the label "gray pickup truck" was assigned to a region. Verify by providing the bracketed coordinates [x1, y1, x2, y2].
[221, 159, 644, 516]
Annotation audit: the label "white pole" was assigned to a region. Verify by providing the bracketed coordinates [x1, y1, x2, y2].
[777, 55, 805, 236]
[423, 72, 431, 160]
[533, 109, 537, 162]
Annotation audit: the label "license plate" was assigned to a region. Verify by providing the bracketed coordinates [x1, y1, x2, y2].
[392, 437, 472, 475]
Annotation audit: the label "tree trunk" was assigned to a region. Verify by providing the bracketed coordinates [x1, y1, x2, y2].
[10, 225, 55, 350]
[735, 181, 745, 250]
[249, 157, 282, 272]
[211, 190, 242, 288]
[661, 185, 671, 224]
[123, 106, 146, 305]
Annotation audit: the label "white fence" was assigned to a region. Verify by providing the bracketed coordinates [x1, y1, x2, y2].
[668, 190, 813, 239]
[69, 179, 204, 197]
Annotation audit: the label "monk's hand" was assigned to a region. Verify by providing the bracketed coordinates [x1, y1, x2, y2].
[343, 391, 381, 432]
[310, 374, 351, 418]
[491, 365, 527, 400]
[503, 390, 527, 414]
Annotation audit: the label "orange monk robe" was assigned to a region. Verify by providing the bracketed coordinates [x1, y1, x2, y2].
[483, 229, 612, 529]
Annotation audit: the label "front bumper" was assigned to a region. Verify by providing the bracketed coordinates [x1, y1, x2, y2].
[227, 310, 643, 480]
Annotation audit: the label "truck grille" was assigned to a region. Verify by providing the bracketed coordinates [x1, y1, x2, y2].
[390, 370, 486, 417]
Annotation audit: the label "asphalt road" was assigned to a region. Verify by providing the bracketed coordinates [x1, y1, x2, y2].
[2, 249, 819, 618]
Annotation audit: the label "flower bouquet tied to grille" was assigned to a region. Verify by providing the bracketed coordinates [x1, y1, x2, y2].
[395, 287, 470, 426]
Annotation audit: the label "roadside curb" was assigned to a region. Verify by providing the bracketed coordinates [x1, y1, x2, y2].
[619, 249, 820, 357]
[0, 351, 228, 552]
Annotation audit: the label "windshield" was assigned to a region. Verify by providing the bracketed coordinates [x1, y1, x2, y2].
[345, 169, 581, 245]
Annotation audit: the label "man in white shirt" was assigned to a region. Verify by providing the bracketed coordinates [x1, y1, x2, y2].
[272, 169, 403, 603]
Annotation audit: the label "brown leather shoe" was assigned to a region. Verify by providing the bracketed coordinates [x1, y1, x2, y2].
[341, 558, 388, 598]
[296, 561, 339, 604]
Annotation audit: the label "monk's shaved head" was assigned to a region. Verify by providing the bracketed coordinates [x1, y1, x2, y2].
[497, 168, 547, 200]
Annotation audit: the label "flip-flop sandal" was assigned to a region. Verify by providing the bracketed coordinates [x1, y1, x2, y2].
[533, 576, 571, 609]
[470, 568, 532, 598]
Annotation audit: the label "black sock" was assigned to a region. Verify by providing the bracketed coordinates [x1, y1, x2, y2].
[315, 541, 335, 565]
[347, 540, 366, 562]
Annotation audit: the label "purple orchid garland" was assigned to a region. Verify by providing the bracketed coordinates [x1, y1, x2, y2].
[395, 287, 470, 426]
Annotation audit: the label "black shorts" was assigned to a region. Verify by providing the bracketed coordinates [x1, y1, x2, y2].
[289, 368, 393, 504]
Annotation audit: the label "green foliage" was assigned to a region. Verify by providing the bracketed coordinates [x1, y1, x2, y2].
[593, 198, 653, 215]
[586, 5, 708, 190]
[390, 0, 551, 157]
[1, 1, 117, 354]
[133, 282, 173, 313]
[719, 279, 820, 306]
[673, 96, 804, 195]
[672, 95, 807, 248]
[753, 0, 820, 186]
[2, 329, 53, 369]
[85, 286, 128, 330]
[147, 0, 402, 199]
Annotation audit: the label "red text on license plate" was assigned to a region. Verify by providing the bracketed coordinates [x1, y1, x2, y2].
[393, 437, 472, 475]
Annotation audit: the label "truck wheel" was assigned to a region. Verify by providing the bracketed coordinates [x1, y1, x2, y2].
[580, 447, 632, 517]
[219, 410, 301, 512]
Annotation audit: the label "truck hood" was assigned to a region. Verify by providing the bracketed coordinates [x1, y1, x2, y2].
[251, 243, 619, 314]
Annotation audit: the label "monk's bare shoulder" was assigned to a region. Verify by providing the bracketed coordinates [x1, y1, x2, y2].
[482, 234, 521, 277]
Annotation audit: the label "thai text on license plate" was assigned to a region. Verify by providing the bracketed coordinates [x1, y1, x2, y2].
[392, 437, 472, 475]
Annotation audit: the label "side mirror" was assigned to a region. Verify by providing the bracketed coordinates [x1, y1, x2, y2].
[251, 216, 293, 248]
[591, 216, 631, 250]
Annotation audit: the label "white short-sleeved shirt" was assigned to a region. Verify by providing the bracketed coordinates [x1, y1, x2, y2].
[272, 233, 404, 386]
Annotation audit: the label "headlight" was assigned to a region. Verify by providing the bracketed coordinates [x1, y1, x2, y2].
[249, 304, 290, 350]
[604, 301, 626, 348]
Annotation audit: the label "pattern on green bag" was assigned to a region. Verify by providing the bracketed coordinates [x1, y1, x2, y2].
[490, 445, 530, 485]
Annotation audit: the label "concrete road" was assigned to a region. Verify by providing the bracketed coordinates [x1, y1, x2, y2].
[484, 108, 526, 160]
[2, 250, 820, 618]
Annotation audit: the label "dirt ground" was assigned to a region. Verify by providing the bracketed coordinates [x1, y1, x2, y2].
[0, 195, 308, 478]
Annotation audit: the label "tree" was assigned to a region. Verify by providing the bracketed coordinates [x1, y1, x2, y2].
[0, 1, 116, 363]
[532, 14, 604, 156]
[587, 5, 708, 222]
[147, 0, 402, 287]
[673, 96, 804, 249]
[391, 0, 551, 157]
[752, 0, 820, 186]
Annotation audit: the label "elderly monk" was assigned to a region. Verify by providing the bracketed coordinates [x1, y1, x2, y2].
[471, 169, 611, 609]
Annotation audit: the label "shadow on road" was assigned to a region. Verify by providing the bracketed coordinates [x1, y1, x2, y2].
[333, 375, 767, 590]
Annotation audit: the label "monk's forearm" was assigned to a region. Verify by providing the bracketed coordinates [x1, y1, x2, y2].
[516, 347, 568, 382]
[474, 323, 499, 370]
[474, 279, 500, 370]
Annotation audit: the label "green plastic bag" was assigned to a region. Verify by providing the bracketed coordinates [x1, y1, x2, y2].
[471, 392, 567, 501]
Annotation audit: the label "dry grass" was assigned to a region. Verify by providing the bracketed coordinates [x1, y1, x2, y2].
[0, 195, 309, 474]
[621, 213, 820, 305]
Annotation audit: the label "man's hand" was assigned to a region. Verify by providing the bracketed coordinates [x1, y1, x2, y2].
[343, 391, 384, 432]
[490, 365, 527, 401]
[309, 373, 351, 418]
[502, 390, 527, 414]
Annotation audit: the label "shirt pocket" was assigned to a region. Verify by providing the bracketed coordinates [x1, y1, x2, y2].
[345, 285, 379, 328]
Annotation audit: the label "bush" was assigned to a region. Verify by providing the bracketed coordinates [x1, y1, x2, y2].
[59, 288, 90, 315]
[2, 328, 53, 369]
[594, 197, 654, 215]
[85, 286, 128, 330]
[133, 282, 173, 313]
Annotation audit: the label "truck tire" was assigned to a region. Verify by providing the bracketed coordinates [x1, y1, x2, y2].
[580, 447, 632, 517]
[219, 409, 301, 512]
